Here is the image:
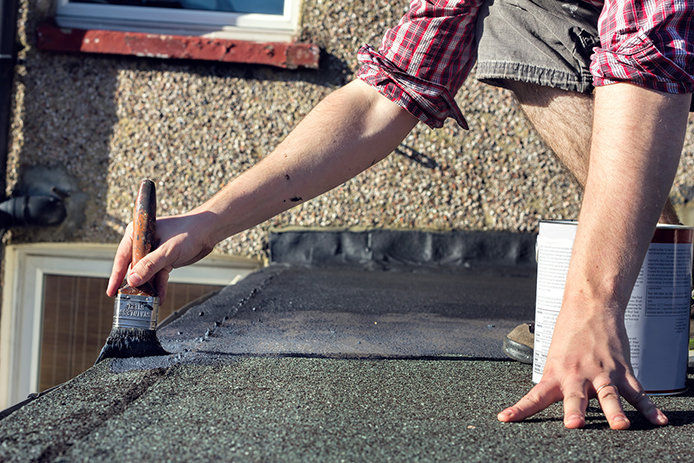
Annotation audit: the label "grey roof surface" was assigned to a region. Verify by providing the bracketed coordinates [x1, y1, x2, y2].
[158, 264, 537, 358]
[1, 264, 693, 462]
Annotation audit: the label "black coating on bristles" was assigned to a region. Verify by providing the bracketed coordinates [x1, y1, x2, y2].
[95, 328, 169, 364]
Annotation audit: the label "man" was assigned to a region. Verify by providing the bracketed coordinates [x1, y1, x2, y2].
[107, 0, 692, 430]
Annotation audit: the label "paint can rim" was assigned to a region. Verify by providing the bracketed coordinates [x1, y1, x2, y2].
[539, 219, 693, 230]
[645, 387, 688, 396]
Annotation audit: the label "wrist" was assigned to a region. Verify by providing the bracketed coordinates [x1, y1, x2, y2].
[184, 207, 225, 250]
[562, 256, 634, 316]
[561, 287, 625, 319]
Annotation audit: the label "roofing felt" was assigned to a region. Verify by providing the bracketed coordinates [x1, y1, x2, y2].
[1, 264, 693, 462]
[157, 264, 537, 359]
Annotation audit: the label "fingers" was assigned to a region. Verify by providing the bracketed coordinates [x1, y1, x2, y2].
[109, 226, 172, 301]
[621, 376, 668, 426]
[498, 381, 561, 422]
[501, 378, 669, 429]
[562, 381, 589, 429]
[593, 382, 629, 430]
[154, 266, 172, 303]
[106, 223, 133, 297]
[128, 245, 176, 288]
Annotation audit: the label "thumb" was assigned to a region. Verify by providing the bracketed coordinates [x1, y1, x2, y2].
[127, 246, 172, 287]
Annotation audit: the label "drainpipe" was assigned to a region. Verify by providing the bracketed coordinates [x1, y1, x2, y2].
[0, 0, 19, 202]
[0, 1, 67, 231]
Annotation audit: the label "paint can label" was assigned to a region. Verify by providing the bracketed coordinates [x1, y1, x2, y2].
[533, 221, 693, 394]
[113, 294, 159, 330]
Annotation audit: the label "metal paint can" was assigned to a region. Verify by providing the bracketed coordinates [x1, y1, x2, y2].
[533, 220, 693, 395]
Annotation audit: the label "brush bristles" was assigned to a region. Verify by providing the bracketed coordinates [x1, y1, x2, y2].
[95, 328, 169, 364]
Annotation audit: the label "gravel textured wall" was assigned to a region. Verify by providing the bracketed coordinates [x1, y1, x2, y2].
[6, 0, 694, 259]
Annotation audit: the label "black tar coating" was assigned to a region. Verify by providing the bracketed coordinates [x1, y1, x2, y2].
[95, 328, 169, 363]
[157, 264, 536, 359]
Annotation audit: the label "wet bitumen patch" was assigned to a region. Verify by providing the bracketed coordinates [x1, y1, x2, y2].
[158, 264, 536, 359]
[1, 358, 693, 462]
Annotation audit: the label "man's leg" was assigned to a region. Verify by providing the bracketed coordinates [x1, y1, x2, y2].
[502, 80, 680, 224]
[499, 80, 682, 365]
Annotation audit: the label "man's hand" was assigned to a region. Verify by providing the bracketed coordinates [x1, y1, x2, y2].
[498, 84, 691, 429]
[498, 301, 667, 429]
[106, 212, 217, 302]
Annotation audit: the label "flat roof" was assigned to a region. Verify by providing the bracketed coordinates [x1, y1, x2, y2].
[1, 263, 692, 461]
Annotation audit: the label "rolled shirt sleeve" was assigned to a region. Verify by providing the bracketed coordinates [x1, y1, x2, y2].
[590, 0, 694, 93]
[356, 0, 484, 129]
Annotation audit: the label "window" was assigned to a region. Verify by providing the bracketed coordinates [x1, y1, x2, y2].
[39, 275, 224, 392]
[55, 0, 302, 42]
[0, 244, 260, 408]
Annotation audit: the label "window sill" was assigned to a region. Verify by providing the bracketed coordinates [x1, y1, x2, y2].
[36, 23, 320, 69]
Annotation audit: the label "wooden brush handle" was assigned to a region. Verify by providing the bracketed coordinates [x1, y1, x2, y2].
[132, 179, 157, 267]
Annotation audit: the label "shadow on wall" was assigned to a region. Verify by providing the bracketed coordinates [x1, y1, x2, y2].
[9, 52, 120, 243]
[395, 144, 439, 170]
[131, 49, 351, 91]
[10, 0, 130, 241]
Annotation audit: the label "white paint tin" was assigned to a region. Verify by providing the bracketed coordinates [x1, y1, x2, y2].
[533, 220, 693, 394]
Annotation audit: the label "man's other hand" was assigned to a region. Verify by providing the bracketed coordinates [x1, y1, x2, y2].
[497, 302, 668, 429]
[497, 84, 690, 430]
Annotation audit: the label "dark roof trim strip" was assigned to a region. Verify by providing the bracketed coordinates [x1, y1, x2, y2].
[36, 23, 320, 69]
[269, 228, 538, 268]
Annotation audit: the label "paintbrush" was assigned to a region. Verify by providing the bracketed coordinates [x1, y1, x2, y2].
[96, 179, 169, 363]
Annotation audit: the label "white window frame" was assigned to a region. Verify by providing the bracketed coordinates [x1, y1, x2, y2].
[55, 0, 302, 42]
[0, 243, 261, 409]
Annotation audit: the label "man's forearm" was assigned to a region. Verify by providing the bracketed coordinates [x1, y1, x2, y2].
[109, 79, 418, 297]
[192, 79, 418, 246]
[555, 84, 689, 429]
[499, 84, 690, 430]
[564, 85, 691, 312]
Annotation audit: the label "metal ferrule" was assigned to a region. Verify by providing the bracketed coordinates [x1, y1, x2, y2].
[113, 294, 159, 330]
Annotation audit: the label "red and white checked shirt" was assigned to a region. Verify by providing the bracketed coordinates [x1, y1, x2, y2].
[357, 0, 694, 129]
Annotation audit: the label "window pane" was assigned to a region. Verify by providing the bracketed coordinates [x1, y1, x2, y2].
[70, 0, 285, 15]
[39, 274, 224, 391]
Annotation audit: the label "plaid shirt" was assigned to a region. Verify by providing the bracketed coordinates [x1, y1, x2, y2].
[357, 0, 694, 129]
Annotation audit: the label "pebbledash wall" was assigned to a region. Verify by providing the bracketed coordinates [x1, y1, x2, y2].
[6, 0, 694, 259]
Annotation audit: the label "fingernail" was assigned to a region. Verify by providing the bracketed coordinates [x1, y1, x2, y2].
[614, 416, 630, 426]
[129, 272, 142, 286]
[656, 412, 668, 425]
[565, 414, 584, 426]
[497, 410, 512, 420]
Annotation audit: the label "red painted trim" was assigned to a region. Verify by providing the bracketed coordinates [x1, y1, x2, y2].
[36, 23, 319, 69]
[651, 227, 693, 244]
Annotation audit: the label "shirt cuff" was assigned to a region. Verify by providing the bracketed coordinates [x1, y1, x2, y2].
[356, 45, 468, 130]
[590, 33, 694, 94]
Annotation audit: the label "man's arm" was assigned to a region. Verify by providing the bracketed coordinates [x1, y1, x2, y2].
[106, 79, 418, 299]
[499, 83, 691, 429]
